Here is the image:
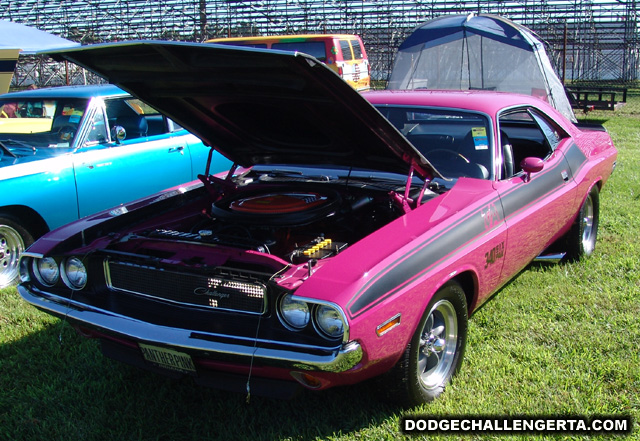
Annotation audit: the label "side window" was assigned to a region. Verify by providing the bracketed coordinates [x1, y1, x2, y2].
[129, 99, 167, 136]
[85, 108, 108, 145]
[339, 40, 353, 60]
[271, 41, 327, 61]
[168, 118, 184, 133]
[498, 108, 553, 179]
[104, 97, 150, 141]
[530, 110, 566, 151]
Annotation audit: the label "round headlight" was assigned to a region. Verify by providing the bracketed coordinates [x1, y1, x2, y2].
[63, 257, 87, 290]
[34, 257, 59, 286]
[279, 294, 310, 330]
[314, 304, 345, 339]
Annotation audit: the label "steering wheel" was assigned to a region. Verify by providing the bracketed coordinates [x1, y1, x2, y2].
[427, 148, 490, 179]
[57, 125, 76, 143]
[426, 148, 470, 166]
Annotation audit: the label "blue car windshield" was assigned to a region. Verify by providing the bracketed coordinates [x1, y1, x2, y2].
[0, 97, 89, 149]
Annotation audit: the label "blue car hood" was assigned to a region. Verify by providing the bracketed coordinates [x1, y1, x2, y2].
[0, 142, 67, 168]
[47, 40, 439, 181]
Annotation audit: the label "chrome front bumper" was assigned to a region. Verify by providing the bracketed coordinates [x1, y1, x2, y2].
[18, 284, 363, 373]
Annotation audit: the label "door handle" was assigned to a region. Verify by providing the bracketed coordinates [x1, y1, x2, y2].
[561, 170, 569, 182]
[169, 146, 185, 154]
[83, 161, 112, 169]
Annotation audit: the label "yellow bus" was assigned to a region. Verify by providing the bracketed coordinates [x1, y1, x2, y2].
[206, 34, 370, 91]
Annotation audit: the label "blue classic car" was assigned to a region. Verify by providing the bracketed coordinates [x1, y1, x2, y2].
[0, 84, 231, 288]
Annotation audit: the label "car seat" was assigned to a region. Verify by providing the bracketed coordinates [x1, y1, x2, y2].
[500, 131, 515, 178]
[116, 115, 148, 139]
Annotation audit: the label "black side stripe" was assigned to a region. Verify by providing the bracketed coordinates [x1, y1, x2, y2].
[563, 141, 588, 177]
[348, 199, 494, 317]
[347, 142, 588, 318]
[499, 142, 586, 221]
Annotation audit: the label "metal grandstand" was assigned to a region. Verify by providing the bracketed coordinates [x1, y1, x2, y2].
[0, 0, 638, 88]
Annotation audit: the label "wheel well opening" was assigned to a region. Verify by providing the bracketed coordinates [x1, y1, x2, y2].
[452, 271, 476, 311]
[0, 206, 50, 239]
[595, 180, 603, 192]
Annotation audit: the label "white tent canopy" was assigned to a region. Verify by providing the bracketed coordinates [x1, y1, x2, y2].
[0, 20, 80, 93]
[0, 20, 79, 54]
[387, 14, 576, 122]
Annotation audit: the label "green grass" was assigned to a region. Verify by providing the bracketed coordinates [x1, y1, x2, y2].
[1, 108, 639, 440]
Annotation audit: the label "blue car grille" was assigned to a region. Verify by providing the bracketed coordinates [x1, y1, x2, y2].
[105, 260, 267, 314]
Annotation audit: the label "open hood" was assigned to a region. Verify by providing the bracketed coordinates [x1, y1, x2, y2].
[47, 41, 437, 180]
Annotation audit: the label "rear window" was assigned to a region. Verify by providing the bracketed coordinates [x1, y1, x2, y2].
[271, 41, 327, 61]
[338, 40, 353, 60]
[350, 40, 364, 59]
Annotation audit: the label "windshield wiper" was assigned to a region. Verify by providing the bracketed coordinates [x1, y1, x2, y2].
[258, 169, 332, 182]
[0, 139, 36, 153]
[0, 140, 17, 158]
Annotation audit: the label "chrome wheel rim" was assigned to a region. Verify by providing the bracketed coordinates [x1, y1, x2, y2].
[417, 299, 458, 390]
[581, 194, 595, 253]
[0, 224, 25, 288]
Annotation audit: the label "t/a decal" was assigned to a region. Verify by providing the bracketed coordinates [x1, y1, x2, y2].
[481, 203, 501, 230]
[485, 242, 505, 268]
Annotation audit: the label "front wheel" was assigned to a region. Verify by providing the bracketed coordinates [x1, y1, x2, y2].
[565, 186, 600, 261]
[0, 216, 35, 289]
[385, 281, 468, 406]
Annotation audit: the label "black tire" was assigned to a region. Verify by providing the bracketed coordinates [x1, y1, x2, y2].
[0, 215, 35, 289]
[384, 281, 468, 407]
[565, 186, 600, 261]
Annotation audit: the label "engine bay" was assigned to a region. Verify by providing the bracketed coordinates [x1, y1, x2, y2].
[122, 172, 444, 267]
[139, 183, 409, 264]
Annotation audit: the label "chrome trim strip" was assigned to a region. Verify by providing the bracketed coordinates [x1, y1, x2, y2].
[18, 285, 362, 373]
[533, 252, 566, 263]
[292, 295, 351, 343]
[21, 251, 45, 259]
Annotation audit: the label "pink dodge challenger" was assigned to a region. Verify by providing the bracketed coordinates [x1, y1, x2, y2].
[18, 41, 617, 406]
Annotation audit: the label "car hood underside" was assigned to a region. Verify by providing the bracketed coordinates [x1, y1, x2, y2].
[47, 40, 438, 180]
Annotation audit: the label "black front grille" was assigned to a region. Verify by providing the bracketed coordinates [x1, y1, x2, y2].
[105, 261, 267, 314]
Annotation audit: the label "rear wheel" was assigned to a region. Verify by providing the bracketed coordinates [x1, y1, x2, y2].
[0, 215, 35, 289]
[384, 281, 468, 406]
[566, 186, 599, 261]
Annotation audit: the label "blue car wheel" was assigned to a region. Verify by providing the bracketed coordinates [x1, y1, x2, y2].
[0, 216, 34, 289]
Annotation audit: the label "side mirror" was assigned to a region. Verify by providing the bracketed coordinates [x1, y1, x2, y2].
[111, 125, 127, 144]
[521, 157, 544, 182]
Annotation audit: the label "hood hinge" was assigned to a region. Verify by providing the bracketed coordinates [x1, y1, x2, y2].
[392, 165, 431, 213]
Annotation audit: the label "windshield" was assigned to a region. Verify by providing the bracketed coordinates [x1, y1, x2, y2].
[0, 97, 90, 148]
[376, 106, 493, 180]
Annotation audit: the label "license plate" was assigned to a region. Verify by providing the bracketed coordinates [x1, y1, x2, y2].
[139, 343, 196, 374]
